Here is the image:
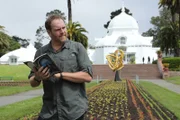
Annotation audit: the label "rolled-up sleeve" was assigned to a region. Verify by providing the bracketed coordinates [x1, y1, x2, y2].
[77, 43, 93, 78]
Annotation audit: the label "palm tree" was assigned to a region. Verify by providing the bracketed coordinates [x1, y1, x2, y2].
[0, 26, 9, 50]
[159, 22, 179, 55]
[67, 0, 72, 23]
[159, 0, 180, 35]
[0, 32, 10, 50]
[66, 21, 88, 49]
[0, 25, 5, 32]
[159, 0, 180, 56]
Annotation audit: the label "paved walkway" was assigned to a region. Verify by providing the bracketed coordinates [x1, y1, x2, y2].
[0, 79, 179, 107]
[0, 89, 43, 107]
[143, 79, 180, 94]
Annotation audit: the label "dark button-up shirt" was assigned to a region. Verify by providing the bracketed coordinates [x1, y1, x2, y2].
[28, 40, 93, 120]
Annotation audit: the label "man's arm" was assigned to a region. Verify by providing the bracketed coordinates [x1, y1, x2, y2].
[54, 43, 93, 83]
[54, 71, 92, 83]
[29, 75, 41, 87]
[29, 67, 50, 87]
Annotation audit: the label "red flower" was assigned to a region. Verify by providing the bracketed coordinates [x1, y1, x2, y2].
[163, 67, 169, 72]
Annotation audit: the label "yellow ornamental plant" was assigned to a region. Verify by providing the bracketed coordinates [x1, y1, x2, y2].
[163, 63, 169, 71]
[156, 50, 162, 58]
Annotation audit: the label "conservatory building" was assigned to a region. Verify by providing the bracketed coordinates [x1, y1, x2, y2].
[89, 7, 159, 64]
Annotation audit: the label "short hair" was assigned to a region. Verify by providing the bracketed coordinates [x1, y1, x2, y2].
[45, 15, 65, 31]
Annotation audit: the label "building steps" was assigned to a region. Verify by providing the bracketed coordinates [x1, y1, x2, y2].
[92, 64, 161, 80]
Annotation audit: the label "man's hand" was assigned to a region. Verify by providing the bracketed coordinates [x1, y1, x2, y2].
[33, 66, 50, 81]
[54, 73, 61, 79]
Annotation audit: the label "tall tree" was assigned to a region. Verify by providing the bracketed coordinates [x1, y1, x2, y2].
[159, 0, 180, 56]
[0, 32, 20, 57]
[67, 0, 72, 22]
[67, 21, 88, 49]
[0, 25, 5, 32]
[0, 26, 10, 56]
[142, 28, 159, 47]
[159, 0, 180, 35]
[35, 26, 49, 49]
[159, 21, 179, 55]
[0, 25, 9, 49]
[46, 9, 66, 20]
[142, 7, 180, 56]
[12, 36, 30, 48]
[142, 7, 172, 47]
[104, 7, 133, 29]
[35, 9, 66, 49]
[0, 31, 9, 50]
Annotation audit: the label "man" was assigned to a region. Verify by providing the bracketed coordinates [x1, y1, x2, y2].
[142, 57, 145, 64]
[148, 56, 150, 63]
[28, 15, 93, 120]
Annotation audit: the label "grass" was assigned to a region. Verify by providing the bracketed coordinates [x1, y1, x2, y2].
[0, 85, 42, 96]
[86, 80, 99, 88]
[0, 64, 179, 119]
[0, 81, 98, 120]
[0, 81, 179, 120]
[0, 81, 96, 96]
[0, 96, 42, 120]
[139, 81, 180, 119]
[165, 76, 180, 85]
[0, 65, 31, 81]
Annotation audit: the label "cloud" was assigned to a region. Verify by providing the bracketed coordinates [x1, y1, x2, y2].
[0, 0, 160, 45]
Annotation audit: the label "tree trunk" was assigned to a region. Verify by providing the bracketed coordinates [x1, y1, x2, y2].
[177, 0, 180, 56]
[171, 9, 176, 23]
[67, 0, 72, 23]
[178, 0, 180, 37]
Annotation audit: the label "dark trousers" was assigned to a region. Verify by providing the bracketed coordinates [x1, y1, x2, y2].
[76, 114, 84, 120]
[37, 114, 84, 120]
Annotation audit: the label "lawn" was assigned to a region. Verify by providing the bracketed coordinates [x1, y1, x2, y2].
[0, 65, 30, 81]
[0, 81, 98, 120]
[1, 80, 179, 120]
[0, 80, 97, 96]
[0, 64, 179, 119]
[139, 81, 180, 119]
[0, 85, 42, 96]
[165, 76, 180, 85]
[0, 96, 42, 120]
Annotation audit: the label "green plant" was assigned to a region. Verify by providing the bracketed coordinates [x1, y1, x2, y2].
[156, 50, 162, 54]
[162, 57, 180, 71]
[130, 56, 135, 64]
[163, 63, 169, 68]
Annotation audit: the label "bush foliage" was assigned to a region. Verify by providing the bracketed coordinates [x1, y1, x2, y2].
[152, 57, 180, 71]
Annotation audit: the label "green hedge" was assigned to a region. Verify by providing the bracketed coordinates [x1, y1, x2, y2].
[152, 57, 180, 71]
[152, 60, 157, 64]
[162, 57, 180, 71]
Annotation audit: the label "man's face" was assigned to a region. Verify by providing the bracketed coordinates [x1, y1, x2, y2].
[48, 19, 67, 43]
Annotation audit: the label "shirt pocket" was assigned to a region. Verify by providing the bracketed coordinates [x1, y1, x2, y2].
[61, 52, 78, 72]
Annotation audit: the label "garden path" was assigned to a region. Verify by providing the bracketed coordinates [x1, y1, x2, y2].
[0, 89, 43, 107]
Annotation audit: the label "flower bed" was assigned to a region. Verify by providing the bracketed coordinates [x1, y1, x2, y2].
[84, 80, 177, 120]
[0, 81, 29, 86]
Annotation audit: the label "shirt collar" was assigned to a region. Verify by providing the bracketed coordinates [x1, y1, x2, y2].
[47, 39, 71, 52]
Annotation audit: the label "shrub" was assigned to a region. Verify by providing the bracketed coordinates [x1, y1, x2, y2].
[162, 57, 180, 71]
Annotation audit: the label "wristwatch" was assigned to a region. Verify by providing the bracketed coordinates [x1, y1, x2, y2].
[60, 72, 63, 80]
[34, 77, 41, 83]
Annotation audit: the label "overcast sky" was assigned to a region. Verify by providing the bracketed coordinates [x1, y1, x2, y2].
[0, 0, 160, 45]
